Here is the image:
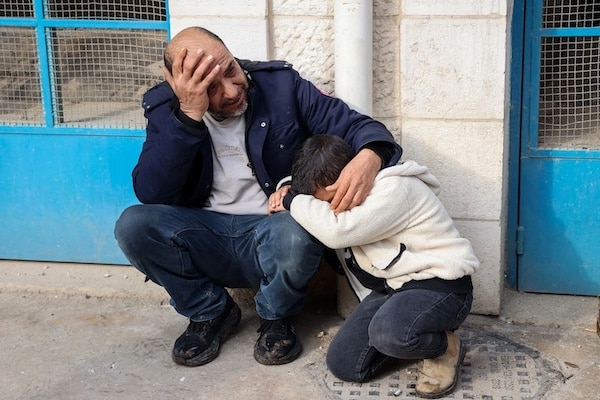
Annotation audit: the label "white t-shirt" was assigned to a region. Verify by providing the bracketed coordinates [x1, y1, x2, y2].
[202, 114, 268, 215]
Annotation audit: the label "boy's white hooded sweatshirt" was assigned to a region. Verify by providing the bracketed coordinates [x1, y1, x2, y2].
[286, 160, 479, 297]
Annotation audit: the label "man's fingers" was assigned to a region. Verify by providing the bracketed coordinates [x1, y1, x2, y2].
[327, 183, 344, 210]
[332, 192, 356, 215]
[171, 47, 188, 76]
[195, 53, 214, 77]
[172, 48, 217, 83]
[162, 66, 174, 87]
[200, 61, 221, 86]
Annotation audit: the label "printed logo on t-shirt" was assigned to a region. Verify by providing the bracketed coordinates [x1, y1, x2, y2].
[216, 145, 244, 158]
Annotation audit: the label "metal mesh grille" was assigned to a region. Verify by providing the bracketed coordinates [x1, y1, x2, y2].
[543, 0, 600, 28]
[0, 0, 166, 130]
[48, 28, 165, 128]
[0, 0, 34, 18]
[47, 0, 166, 21]
[538, 36, 600, 149]
[0, 27, 44, 125]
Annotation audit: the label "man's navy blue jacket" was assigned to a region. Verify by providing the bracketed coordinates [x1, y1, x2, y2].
[133, 59, 402, 207]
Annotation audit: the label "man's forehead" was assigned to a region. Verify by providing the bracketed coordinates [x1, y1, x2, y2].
[168, 32, 229, 59]
[182, 37, 216, 51]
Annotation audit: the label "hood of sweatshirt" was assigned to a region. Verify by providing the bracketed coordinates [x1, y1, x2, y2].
[376, 160, 441, 195]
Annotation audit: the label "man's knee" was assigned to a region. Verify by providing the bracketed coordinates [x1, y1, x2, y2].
[260, 212, 323, 263]
[267, 212, 308, 240]
[114, 204, 163, 255]
[115, 205, 141, 242]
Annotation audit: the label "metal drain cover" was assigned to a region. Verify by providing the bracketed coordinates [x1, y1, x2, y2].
[319, 328, 564, 399]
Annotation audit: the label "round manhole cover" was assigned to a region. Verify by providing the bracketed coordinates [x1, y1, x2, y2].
[316, 328, 564, 399]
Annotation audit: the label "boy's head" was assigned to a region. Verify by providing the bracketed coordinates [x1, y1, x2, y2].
[291, 135, 355, 201]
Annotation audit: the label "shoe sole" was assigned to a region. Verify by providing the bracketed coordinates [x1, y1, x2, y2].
[253, 337, 303, 366]
[172, 303, 242, 367]
[414, 341, 466, 399]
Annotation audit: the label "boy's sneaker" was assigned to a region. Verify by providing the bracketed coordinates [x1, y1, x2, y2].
[172, 295, 241, 367]
[253, 317, 302, 365]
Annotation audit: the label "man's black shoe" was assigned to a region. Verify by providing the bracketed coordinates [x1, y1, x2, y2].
[172, 295, 241, 367]
[253, 317, 302, 365]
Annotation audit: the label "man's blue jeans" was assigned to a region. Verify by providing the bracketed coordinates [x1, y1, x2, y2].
[326, 288, 473, 383]
[114, 204, 324, 321]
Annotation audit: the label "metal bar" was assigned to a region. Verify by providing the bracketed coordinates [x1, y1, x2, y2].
[0, 18, 37, 26]
[32, 0, 55, 127]
[0, 125, 145, 137]
[524, 147, 600, 159]
[525, 0, 544, 155]
[0, 18, 166, 30]
[542, 27, 600, 37]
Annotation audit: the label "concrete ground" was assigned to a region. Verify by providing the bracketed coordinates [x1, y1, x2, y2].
[1, 260, 598, 400]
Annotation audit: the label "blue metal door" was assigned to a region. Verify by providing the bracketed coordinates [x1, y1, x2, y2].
[518, 0, 600, 295]
[0, 1, 168, 264]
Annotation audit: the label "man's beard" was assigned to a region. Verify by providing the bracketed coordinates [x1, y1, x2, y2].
[209, 100, 248, 121]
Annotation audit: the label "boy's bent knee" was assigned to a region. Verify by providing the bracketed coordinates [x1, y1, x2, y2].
[326, 349, 357, 382]
[325, 338, 370, 383]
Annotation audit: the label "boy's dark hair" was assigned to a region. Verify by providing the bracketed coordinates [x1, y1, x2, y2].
[291, 135, 355, 195]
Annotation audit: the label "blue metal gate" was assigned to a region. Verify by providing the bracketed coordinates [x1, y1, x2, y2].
[517, 0, 600, 295]
[0, 1, 168, 264]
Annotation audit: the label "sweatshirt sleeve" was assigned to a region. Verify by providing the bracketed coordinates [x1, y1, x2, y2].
[288, 176, 411, 248]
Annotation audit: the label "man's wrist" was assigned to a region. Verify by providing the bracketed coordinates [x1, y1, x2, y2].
[175, 109, 205, 128]
[361, 141, 396, 169]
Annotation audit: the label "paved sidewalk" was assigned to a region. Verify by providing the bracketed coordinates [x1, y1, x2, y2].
[1, 260, 598, 400]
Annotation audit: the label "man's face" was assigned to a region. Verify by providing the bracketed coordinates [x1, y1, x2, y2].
[202, 40, 249, 119]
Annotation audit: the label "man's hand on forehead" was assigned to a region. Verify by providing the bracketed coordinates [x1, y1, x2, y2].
[162, 47, 222, 122]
